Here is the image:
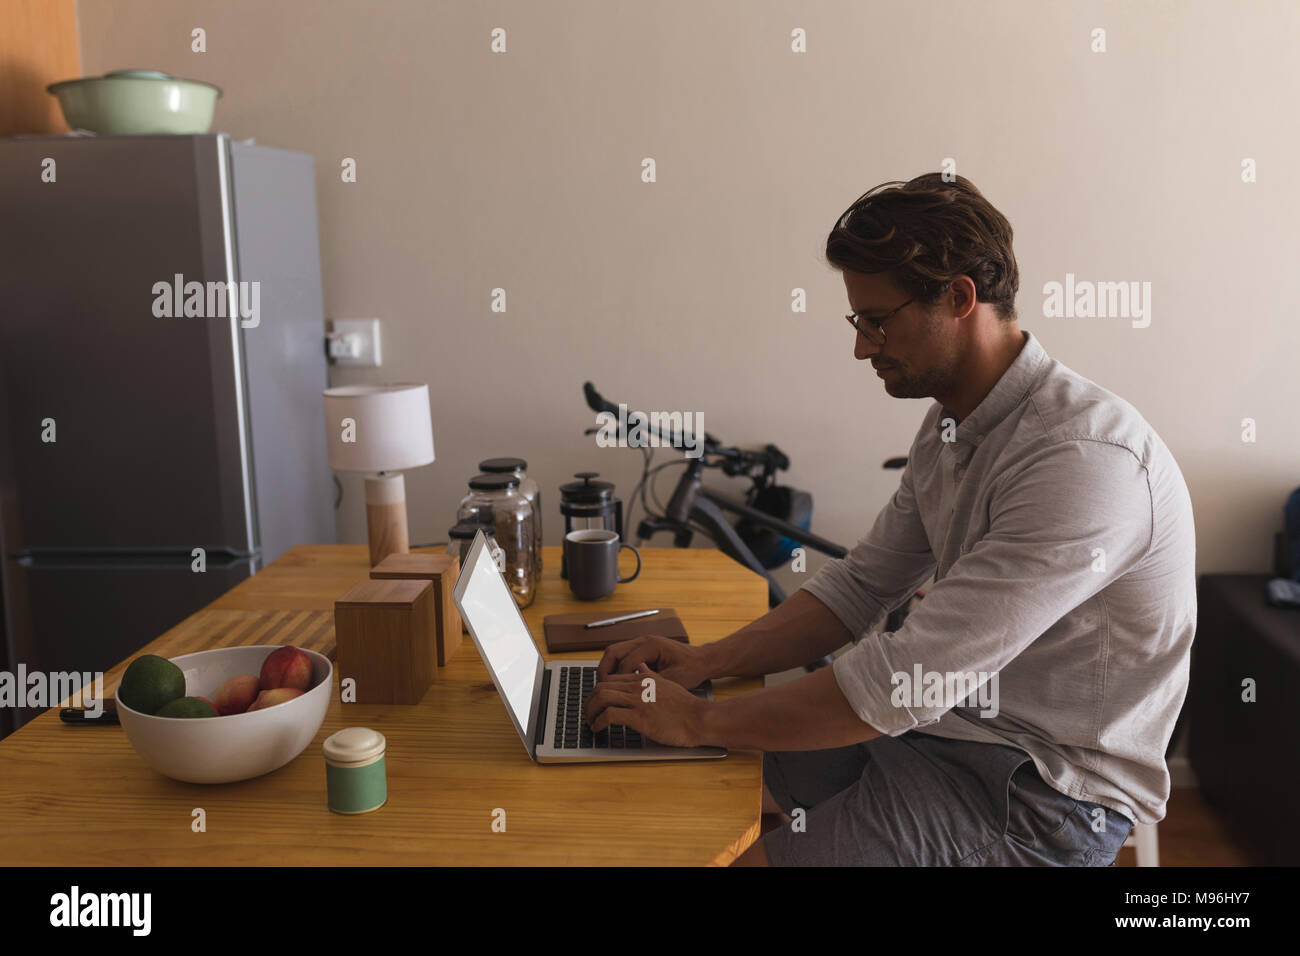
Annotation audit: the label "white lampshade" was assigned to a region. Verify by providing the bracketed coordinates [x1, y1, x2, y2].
[323, 384, 435, 473]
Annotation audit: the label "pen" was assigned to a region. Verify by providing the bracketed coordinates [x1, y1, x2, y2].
[584, 609, 661, 629]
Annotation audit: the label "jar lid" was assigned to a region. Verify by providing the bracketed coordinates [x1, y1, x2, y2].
[448, 518, 492, 540]
[323, 727, 386, 763]
[468, 473, 520, 491]
[559, 471, 614, 503]
[478, 457, 527, 473]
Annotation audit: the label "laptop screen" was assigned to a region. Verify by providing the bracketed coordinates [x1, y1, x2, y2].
[455, 534, 542, 739]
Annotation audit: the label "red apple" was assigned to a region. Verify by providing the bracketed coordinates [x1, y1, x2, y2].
[259, 646, 312, 692]
[246, 688, 304, 712]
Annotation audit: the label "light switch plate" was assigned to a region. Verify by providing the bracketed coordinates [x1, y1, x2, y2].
[328, 318, 382, 367]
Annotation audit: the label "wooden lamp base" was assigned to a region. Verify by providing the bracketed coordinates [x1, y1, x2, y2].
[365, 473, 410, 567]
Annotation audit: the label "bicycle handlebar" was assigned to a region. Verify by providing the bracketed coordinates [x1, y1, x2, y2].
[582, 381, 787, 473]
[582, 381, 620, 418]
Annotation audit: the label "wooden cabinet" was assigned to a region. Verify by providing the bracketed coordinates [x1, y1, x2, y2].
[0, 0, 80, 136]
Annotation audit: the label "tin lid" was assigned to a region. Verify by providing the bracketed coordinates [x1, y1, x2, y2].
[478, 457, 527, 473]
[47, 70, 224, 97]
[323, 727, 386, 763]
[468, 473, 520, 491]
[448, 518, 493, 540]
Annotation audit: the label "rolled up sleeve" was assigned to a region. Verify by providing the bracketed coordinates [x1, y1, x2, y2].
[799, 459, 937, 639]
[830, 440, 1154, 735]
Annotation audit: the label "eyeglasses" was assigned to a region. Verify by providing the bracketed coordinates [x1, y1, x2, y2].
[844, 297, 915, 346]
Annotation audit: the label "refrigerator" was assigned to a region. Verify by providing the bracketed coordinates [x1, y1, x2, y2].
[0, 134, 336, 737]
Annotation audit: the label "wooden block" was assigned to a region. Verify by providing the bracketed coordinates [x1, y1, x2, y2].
[370, 552, 462, 665]
[334, 579, 437, 704]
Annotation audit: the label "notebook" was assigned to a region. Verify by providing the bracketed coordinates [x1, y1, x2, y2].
[542, 609, 689, 653]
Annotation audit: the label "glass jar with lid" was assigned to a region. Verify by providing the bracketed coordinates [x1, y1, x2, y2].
[456, 474, 536, 607]
[478, 457, 542, 575]
[447, 518, 497, 573]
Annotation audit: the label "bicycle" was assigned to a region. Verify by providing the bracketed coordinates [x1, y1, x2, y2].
[581, 383, 925, 665]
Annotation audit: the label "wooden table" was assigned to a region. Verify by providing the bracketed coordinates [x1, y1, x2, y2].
[0, 545, 767, 866]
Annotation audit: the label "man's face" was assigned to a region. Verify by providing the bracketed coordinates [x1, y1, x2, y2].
[843, 270, 956, 400]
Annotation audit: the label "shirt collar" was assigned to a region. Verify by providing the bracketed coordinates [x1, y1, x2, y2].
[936, 330, 1048, 448]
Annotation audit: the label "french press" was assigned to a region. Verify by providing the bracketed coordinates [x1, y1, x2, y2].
[558, 472, 623, 579]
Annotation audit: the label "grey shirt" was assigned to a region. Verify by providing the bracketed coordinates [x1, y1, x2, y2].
[801, 330, 1196, 825]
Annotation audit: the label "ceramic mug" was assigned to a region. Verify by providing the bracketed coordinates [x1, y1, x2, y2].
[564, 529, 641, 600]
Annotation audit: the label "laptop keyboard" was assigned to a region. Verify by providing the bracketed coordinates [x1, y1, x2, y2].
[553, 666, 645, 750]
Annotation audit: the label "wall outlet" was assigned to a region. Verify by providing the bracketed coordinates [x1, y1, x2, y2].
[327, 318, 382, 367]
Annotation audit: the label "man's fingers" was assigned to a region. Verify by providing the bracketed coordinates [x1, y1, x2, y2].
[583, 683, 640, 724]
[610, 648, 651, 674]
[594, 672, 643, 685]
[596, 641, 634, 679]
[597, 637, 660, 678]
[624, 645, 674, 675]
[604, 636, 679, 677]
[589, 705, 641, 734]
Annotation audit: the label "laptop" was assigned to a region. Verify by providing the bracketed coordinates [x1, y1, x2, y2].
[451, 529, 726, 763]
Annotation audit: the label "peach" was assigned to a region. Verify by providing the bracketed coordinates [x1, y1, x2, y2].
[246, 688, 304, 712]
[259, 646, 312, 692]
[212, 674, 260, 716]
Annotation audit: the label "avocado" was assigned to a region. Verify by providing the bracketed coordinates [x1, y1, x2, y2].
[118, 654, 186, 715]
[154, 696, 216, 719]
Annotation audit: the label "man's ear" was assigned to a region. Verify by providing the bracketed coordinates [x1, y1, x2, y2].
[950, 276, 978, 319]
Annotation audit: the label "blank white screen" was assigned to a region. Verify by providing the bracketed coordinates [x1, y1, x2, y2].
[459, 541, 541, 732]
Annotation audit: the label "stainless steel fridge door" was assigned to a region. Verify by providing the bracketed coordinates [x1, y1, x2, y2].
[0, 135, 257, 553]
[228, 141, 335, 566]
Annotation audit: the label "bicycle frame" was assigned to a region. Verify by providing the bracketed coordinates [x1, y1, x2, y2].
[638, 456, 847, 608]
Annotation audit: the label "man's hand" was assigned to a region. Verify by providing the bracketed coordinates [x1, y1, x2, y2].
[595, 635, 715, 688]
[584, 665, 709, 748]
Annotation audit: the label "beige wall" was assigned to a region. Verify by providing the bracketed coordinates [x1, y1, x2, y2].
[77, 0, 1299, 582]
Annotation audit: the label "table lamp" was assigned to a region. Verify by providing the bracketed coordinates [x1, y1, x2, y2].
[323, 384, 435, 567]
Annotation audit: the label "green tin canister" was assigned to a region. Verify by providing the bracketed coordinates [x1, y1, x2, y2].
[323, 727, 387, 814]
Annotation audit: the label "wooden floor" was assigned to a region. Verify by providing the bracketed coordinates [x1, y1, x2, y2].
[1114, 786, 1251, 866]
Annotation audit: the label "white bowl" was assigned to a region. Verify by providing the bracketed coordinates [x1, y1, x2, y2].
[115, 646, 332, 784]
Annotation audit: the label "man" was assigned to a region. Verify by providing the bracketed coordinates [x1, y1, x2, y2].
[585, 173, 1197, 866]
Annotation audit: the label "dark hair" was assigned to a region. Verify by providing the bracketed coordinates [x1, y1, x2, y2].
[825, 173, 1019, 321]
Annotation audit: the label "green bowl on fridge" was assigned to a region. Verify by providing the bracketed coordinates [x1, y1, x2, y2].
[46, 69, 222, 135]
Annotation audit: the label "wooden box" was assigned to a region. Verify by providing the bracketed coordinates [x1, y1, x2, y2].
[334, 578, 437, 705]
[370, 552, 462, 665]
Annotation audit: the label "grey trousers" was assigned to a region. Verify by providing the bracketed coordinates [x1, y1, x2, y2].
[762, 731, 1134, 866]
